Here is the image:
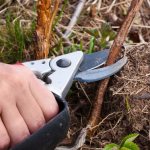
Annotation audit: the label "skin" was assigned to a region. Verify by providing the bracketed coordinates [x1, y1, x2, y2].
[0, 63, 59, 149]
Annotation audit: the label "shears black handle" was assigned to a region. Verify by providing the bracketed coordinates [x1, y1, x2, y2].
[11, 96, 70, 150]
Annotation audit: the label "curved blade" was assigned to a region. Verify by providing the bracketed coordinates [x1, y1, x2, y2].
[79, 49, 110, 71]
[74, 56, 127, 83]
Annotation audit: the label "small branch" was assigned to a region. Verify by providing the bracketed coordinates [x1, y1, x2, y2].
[63, 0, 86, 38]
[87, 0, 144, 135]
[55, 27, 72, 46]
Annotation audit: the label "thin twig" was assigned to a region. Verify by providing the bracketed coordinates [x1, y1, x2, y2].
[99, 1, 130, 11]
[146, 0, 150, 7]
[55, 27, 72, 46]
[97, 0, 102, 11]
[90, 111, 122, 131]
[112, 24, 150, 29]
[0, 0, 12, 9]
[105, 0, 117, 13]
[63, 0, 86, 38]
[87, 0, 144, 136]
[78, 82, 92, 105]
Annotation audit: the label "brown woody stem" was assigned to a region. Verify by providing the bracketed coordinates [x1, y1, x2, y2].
[35, 0, 60, 59]
[87, 0, 144, 135]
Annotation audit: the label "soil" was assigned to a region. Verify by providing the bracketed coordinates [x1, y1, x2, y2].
[65, 43, 150, 150]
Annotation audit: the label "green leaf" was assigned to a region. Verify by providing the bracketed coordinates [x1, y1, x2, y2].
[120, 133, 139, 147]
[14, 20, 25, 60]
[53, 0, 68, 28]
[120, 147, 130, 150]
[85, 29, 100, 38]
[88, 36, 95, 53]
[100, 23, 116, 39]
[99, 23, 116, 49]
[99, 37, 107, 49]
[123, 142, 140, 150]
[103, 143, 119, 150]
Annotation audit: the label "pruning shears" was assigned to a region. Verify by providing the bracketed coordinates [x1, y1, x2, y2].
[11, 49, 127, 150]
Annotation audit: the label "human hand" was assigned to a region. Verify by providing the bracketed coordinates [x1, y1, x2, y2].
[0, 63, 59, 149]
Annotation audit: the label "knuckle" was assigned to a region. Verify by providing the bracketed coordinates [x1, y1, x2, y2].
[44, 104, 59, 121]
[22, 67, 35, 79]
[0, 134, 10, 149]
[30, 118, 45, 133]
[10, 74, 27, 94]
[10, 68, 34, 87]
[43, 95, 59, 121]
[11, 74, 24, 87]
[43, 108, 53, 121]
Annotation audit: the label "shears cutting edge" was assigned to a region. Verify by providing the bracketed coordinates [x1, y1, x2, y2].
[11, 49, 127, 150]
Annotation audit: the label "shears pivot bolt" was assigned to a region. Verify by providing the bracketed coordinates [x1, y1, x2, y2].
[56, 59, 71, 68]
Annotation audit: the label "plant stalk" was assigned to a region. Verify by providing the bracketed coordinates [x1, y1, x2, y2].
[87, 0, 144, 135]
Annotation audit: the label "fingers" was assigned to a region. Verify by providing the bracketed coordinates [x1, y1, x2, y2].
[1, 105, 30, 147]
[17, 87, 46, 133]
[29, 76, 59, 121]
[0, 64, 58, 148]
[0, 118, 10, 150]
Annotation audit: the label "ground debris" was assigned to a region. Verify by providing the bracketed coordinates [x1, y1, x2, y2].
[65, 44, 150, 149]
[107, 43, 150, 149]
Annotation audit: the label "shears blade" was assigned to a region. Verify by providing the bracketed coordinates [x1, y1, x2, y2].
[79, 49, 110, 71]
[74, 56, 127, 83]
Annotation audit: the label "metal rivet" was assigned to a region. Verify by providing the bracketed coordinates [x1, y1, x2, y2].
[56, 59, 71, 68]
[42, 61, 46, 64]
[59, 122, 63, 127]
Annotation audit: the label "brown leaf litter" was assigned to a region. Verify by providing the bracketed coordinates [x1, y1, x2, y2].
[64, 43, 150, 149]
